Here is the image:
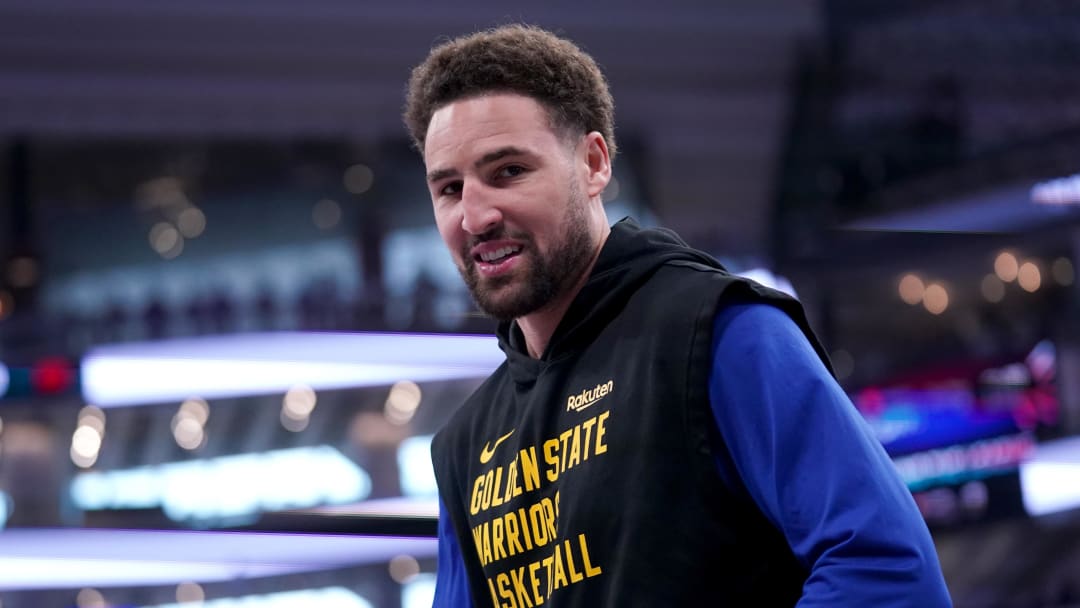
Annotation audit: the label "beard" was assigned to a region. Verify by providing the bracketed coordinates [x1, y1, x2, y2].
[458, 187, 594, 322]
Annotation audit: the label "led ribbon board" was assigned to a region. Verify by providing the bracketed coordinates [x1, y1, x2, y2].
[81, 331, 503, 406]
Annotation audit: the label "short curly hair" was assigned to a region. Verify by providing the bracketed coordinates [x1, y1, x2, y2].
[404, 24, 616, 161]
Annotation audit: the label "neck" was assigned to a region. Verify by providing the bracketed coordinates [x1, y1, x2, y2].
[516, 222, 610, 359]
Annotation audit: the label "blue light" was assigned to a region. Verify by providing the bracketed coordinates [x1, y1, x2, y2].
[893, 433, 1035, 492]
[0, 490, 10, 529]
[398, 435, 437, 498]
[70, 445, 371, 523]
[1032, 172, 1080, 206]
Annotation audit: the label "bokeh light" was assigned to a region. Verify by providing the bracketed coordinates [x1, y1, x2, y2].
[1018, 261, 1041, 292]
[283, 384, 317, 419]
[72, 426, 102, 457]
[384, 381, 422, 426]
[923, 283, 949, 315]
[71, 424, 102, 468]
[72, 405, 106, 469]
[75, 588, 106, 608]
[149, 222, 184, 259]
[78, 405, 106, 436]
[172, 400, 208, 451]
[281, 409, 310, 432]
[282, 385, 316, 432]
[343, 164, 374, 194]
[70, 445, 98, 469]
[389, 554, 421, 584]
[313, 199, 342, 230]
[898, 273, 925, 305]
[176, 398, 210, 427]
[176, 581, 205, 604]
[173, 417, 204, 450]
[177, 207, 206, 238]
[994, 251, 1019, 283]
[1051, 257, 1074, 286]
[981, 274, 1005, 303]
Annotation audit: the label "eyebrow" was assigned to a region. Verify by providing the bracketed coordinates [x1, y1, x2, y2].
[426, 146, 531, 184]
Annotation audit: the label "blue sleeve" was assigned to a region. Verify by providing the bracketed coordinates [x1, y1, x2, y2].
[432, 499, 474, 607]
[708, 303, 952, 607]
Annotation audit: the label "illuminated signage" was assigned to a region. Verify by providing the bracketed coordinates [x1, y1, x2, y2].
[856, 387, 1021, 456]
[855, 342, 1058, 462]
[892, 433, 1035, 492]
[70, 445, 371, 523]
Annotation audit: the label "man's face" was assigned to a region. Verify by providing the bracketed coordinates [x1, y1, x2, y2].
[424, 94, 594, 321]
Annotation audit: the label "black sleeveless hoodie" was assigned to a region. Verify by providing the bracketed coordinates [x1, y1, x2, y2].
[431, 218, 831, 607]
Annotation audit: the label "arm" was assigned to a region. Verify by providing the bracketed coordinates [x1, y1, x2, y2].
[432, 499, 474, 607]
[708, 303, 952, 607]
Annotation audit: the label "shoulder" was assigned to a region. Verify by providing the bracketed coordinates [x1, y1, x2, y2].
[637, 261, 745, 321]
[714, 301, 801, 336]
[711, 302, 830, 378]
[654, 263, 799, 316]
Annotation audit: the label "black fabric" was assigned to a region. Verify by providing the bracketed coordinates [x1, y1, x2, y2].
[432, 218, 830, 606]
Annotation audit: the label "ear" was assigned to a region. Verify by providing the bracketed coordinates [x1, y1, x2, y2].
[581, 131, 612, 199]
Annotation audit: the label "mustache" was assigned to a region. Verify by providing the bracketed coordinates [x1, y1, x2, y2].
[468, 227, 506, 249]
[461, 228, 531, 256]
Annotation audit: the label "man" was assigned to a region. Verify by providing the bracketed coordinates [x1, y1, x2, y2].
[404, 25, 951, 607]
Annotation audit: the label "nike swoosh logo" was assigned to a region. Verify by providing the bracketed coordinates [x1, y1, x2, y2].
[479, 429, 516, 464]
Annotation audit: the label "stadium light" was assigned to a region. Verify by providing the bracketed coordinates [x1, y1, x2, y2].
[82, 331, 502, 407]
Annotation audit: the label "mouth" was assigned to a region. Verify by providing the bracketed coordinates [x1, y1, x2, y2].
[477, 245, 522, 264]
[470, 242, 524, 277]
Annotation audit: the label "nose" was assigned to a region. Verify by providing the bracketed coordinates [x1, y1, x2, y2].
[460, 180, 502, 235]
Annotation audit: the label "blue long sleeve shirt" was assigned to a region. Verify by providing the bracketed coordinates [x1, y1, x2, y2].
[433, 303, 951, 606]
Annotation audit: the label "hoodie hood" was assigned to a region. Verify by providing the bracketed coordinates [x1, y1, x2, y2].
[498, 217, 726, 386]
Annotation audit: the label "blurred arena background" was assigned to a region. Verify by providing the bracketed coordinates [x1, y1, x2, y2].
[0, 0, 1078, 606]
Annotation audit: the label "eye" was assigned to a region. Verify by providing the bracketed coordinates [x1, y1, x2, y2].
[496, 165, 527, 179]
[439, 181, 463, 197]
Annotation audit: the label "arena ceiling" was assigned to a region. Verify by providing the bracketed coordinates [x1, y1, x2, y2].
[0, 0, 820, 257]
